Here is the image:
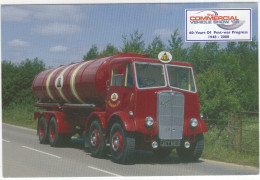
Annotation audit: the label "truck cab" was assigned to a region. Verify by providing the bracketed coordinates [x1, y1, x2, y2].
[103, 53, 207, 163]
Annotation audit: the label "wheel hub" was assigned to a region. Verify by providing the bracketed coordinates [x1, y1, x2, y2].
[90, 129, 100, 148]
[111, 131, 123, 154]
[112, 135, 120, 151]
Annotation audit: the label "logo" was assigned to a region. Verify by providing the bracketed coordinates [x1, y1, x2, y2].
[111, 93, 118, 101]
[55, 75, 63, 89]
[158, 51, 172, 63]
[189, 10, 245, 30]
[186, 9, 251, 41]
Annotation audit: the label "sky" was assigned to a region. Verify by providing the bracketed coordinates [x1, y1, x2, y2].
[1, 2, 258, 67]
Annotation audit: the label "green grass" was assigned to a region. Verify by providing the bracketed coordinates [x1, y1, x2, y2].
[2, 104, 38, 129]
[201, 124, 259, 167]
[2, 104, 259, 167]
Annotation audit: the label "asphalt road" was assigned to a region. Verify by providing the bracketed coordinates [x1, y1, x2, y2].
[2, 123, 259, 177]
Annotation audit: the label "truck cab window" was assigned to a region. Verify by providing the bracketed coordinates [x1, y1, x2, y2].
[124, 63, 134, 88]
[166, 65, 196, 92]
[111, 69, 124, 86]
[135, 62, 166, 89]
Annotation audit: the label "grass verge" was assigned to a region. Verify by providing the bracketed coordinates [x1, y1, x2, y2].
[2, 104, 259, 167]
[2, 103, 38, 129]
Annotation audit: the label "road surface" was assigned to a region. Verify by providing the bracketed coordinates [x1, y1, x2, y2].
[2, 123, 259, 177]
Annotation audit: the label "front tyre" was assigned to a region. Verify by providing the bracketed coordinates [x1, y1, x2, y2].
[177, 133, 204, 162]
[110, 123, 135, 164]
[89, 120, 106, 158]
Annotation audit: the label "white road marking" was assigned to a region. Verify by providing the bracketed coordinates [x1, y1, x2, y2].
[88, 166, 122, 176]
[2, 139, 11, 143]
[21, 146, 62, 159]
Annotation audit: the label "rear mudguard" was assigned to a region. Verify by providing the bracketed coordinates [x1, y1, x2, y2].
[37, 111, 74, 134]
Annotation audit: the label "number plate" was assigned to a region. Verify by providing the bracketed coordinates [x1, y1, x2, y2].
[160, 140, 181, 147]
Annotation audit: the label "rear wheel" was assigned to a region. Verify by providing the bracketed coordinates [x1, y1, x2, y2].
[89, 120, 106, 158]
[38, 116, 48, 144]
[177, 133, 204, 162]
[48, 116, 62, 147]
[110, 123, 135, 164]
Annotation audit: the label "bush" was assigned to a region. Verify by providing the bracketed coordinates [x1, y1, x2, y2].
[196, 69, 240, 121]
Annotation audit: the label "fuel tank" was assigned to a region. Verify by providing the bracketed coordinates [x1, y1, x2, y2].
[32, 53, 146, 106]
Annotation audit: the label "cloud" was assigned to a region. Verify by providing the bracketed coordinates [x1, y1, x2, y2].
[154, 29, 174, 39]
[2, 5, 86, 22]
[31, 5, 85, 22]
[50, 45, 68, 52]
[2, 6, 32, 22]
[33, 23, 81, 35]
[8, 39, 30, 47]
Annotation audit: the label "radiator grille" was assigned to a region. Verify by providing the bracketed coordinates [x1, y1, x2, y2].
[157, 91, 184, 140]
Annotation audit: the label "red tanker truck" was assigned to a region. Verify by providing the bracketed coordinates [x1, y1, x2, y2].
[33, 52, 207, 164]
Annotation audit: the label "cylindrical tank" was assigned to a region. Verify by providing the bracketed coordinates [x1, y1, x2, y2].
[32, 53, 146, 106]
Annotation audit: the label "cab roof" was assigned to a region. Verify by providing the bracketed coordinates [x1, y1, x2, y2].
[109, 53, 193, 67]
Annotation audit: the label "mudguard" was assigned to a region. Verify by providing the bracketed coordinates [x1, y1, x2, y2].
[85, 112, 107, 132]
[108, 111, 136, 132]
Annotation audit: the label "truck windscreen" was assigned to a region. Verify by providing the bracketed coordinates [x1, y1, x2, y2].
[135, 63, 166, 89]
[166, 65, 196, 92]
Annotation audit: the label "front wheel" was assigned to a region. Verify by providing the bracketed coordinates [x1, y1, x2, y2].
[110, 123, 135, 164]
[89, 120, 106, 158]
[177, 133, 204, 162]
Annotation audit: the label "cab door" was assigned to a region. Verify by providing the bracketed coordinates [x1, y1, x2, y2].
[106, 62, 135, 117]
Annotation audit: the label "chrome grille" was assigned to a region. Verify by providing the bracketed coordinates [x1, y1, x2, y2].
[157, 91, 184, 140]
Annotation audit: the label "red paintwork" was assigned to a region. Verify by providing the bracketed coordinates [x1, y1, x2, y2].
[85, 112, 106, 133]
[40, 111, 74, 133]
[107, 111, 136, 132]
[34, 53, 207, 147]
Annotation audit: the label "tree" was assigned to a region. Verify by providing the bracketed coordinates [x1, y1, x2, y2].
[196, 69, 240, 121]
[167, 29, 187, 61]
[121, 30, 145, 54]
[100, 43, 118, 57]
[2, 58, 46, 106]
[84, 45, 99, 60]
[146, 36, 165, 59]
